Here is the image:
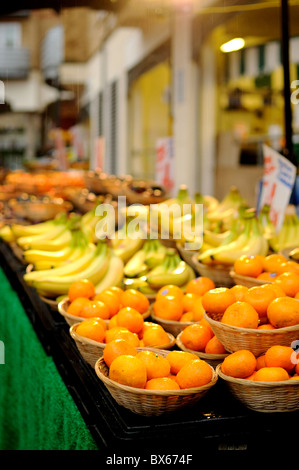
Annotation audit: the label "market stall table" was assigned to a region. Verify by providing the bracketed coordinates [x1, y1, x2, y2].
[0, 239, 298, 454]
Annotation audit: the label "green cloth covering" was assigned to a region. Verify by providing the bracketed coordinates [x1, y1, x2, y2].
[0, 268, 98, 450]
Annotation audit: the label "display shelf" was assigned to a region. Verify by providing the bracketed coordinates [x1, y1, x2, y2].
[1, 239, 299, 454]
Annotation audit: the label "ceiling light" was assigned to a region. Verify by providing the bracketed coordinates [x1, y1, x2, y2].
[220, 38, 245, 53]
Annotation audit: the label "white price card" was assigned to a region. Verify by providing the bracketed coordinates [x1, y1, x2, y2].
[259, 144, 297, 231]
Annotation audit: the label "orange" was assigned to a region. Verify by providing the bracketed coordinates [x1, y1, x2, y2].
[142, 325, 170, 347]
[254, 367, 289, 382]
[94, 290, 121, 317]
[67, 297, 90, 317]
[296, 361, 299, 375]
[139, 321, 159, 338]
[156, 285, 184, 302]
[120, 289, 149, 314]
[234, 255, 264, 278]
[230, 285, 249, 302]
[256, 354, 266, 370]
[289, 375, 299, 380]
[180, 312, 194, 322]
[80, 300, 110, 319]
[176, 359, 213, 388]
[166, 350, 199, 375]
[145, 377, 180, 391]
[221, 350, 257, 378]
[136, 350, 171, 380]
[201, 288, 235, 315]
[204, 335, 226, 354]
[274, 272, 299, 297]
[199, 317, 214, 335]
[264, 345, 295, 373]
[182, 293, 200, 313]
[245, 372, 256, 380]
[262, 254, 287, 274]
[257, 323, 275, 330]
[267, 283, 286, 298]
[109, 355, 147, 388]
[256, 272, 278, 282]
[267, 296, 299, 328]
[76, 318, 106, 343]
[244, 284, 278, 320]
[103, 339, 137, 367]
[107, 286, 124, 300]
[221, 301, 259, 329]
[277, 260, 299, 275]
[114, 307, 144, 334]
[180, 324, 213, 352]
[105, 326, 140, 347]
[185, 276, 215, 296]
[153, 295, 183, 321]
[295, 291, 299, 299]
[68, 279, 95, 302]
[108, 315, 118, 329]
[192, 296, 206, 321]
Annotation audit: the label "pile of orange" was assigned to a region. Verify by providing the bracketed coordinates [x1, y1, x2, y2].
[202, 283, 299, 330]
[76, 313, 172, 348]
[66, 280, 150, 320]
[221, 345, 299, 382]
[179, 318, 227, 355]
[103, 347, 214, 390]
[234, 254, 299, 298]
[152, 277, 215, 323]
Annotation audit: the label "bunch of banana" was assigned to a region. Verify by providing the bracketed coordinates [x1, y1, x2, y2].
[23, 229, 92, 271]
[289, 246, 299, 261]
[12, 213, 80, 252]
[24, 239, 111, 298]
[197, 209, 268, 266]
[206, 186, 247, 229]
[0, 225, 15, 242]
[269, 208, 299, 252]
[110, 220, 146, 263]
[258, 204, 276, 240]
[94, 253, 124, 294]
[123, 239, 168, 278]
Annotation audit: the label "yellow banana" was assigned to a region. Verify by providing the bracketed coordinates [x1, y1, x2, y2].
[94, 254, 124, 294]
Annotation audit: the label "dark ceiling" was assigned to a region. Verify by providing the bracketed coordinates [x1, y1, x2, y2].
[0, 0, 125, 16]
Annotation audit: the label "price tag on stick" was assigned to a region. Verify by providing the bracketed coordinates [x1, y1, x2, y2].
[259, 144, 296, 231]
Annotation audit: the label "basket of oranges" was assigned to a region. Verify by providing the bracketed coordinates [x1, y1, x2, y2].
[175, 323, 229, 368]
[94, 348, 218, 416]
[230, 253, 299, 289]
[58, 282, 151, 327]
[150, 279, 216, 337]
[202, 285, 299, 357]
[216, 347, 299, 413]
[191, 255, 235, 288]
[69, 313, 176, 368]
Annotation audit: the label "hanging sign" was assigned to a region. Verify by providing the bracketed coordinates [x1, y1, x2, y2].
[259, 144, 296, 231]
[156, 137, 175, 193]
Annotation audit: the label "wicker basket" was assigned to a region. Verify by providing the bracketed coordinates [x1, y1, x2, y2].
[150, 305, 197, 337]
[58, 297, 151, 327]
[216, 364, 299, 413]
[191, 255, 234, 287]
[94, 351, 218, 416]
[230, 270, 272, 288]
[204, 311, 299, 357]
[70, 323, 176, 368]
[40, 295, 59, 310]
[176, 331, 229, 367]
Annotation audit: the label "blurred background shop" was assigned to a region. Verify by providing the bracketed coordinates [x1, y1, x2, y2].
[0, 0, 298, 207]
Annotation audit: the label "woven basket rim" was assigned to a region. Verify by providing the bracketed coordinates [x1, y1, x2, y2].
[59, 297, 151, 323]
[176, 331, 229, 360]
[216, 364, 299, 388]
[150, 304, 199, 328]
[230, 270, 272, 285]
[204, 311, 299, 335]
[95, 356, 218, 397]
[70, 322, 176, 350]
[40, 295, 59, 307]
[191, 254, 231, 272]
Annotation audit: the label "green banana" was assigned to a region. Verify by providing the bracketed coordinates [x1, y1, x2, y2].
[146, 249, 193, 288]
[258, 204, 276, 240]
[269, 212, 299, 252]
[123, 239, 167, 278]
[32, 241, 110, 297]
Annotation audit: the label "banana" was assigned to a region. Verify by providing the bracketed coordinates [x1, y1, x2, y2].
[11, 220, 57, 239]
[203, 229, 232, 247]
[207, 187, 246, 225]
[30, 242, 91, 271]
[32, 241, 110, 297]
[21, 228, 73, 252]
[268, 212, 299, 252]
[289, 247, 299, 261]
[94, 254, 124, 294]
[146, 249, 193, 288]
[123, 239, 167, 278]
[0, 225, 15, 242]
[23, 245, 75, 265]
[23, 243, 97, 286]
[258, 204, 276, 240]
